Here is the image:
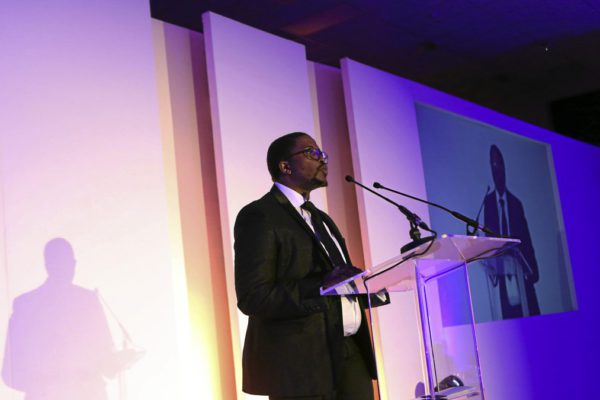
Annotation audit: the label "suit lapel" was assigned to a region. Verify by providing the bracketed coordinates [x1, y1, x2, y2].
[506, 190, 518, 235]
[486, 192, 500, 233]
[270, 186, 333, 265]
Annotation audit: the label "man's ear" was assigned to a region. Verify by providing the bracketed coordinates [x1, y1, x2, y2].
[279, 160, 292, 175]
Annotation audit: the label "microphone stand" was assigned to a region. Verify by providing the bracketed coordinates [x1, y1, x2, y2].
[96, 289, 145, 400]
[466, 186, 491, 236]
[346, 176, 436, 253]
[373, 181, 499, 237]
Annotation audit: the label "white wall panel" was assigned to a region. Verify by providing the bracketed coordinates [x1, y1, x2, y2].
[341, 58, 430, 400]
[153, 20, 235, 399]
[0, 1, 193, 399]
[202, 12, 321, 399]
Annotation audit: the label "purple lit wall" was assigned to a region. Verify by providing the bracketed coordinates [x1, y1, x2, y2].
[341, 59, 600, 399]
[202, 12, 323, 400]
[407, 74, 600, 399]
[2, 4, 598, 400]
[341, 59, 431, 399]
[1, 1, 225, 399]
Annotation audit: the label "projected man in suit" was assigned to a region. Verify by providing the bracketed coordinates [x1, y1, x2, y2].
[484, 145, 541, 319]
[234, 132, 386, 400]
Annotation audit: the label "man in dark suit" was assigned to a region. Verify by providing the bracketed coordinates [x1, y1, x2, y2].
[484, 145, 540, 319]
[234, 132, 386, 400]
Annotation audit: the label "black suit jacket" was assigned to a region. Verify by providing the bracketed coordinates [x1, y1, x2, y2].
[484, 190, 540, 317]
[234, 185, 380, 397]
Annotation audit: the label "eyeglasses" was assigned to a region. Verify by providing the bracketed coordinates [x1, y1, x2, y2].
[286, 147, 328, 163]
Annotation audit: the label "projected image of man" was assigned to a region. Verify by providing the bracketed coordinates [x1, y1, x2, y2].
[484, 145, 541, 319]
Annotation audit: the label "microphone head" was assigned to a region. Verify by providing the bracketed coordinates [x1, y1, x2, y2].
[345, 175, 354, 182]
[373, 182, 382, 189]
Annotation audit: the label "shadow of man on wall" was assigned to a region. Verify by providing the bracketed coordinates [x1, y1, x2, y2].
[2, 238, 137, 400]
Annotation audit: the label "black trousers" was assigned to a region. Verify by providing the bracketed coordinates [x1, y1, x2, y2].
[270, 335, 375, 400]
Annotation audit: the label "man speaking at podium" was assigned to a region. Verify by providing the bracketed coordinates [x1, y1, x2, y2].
[234, 132, 386, 400]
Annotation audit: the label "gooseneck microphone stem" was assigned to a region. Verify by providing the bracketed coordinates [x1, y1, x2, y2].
[346, 175, 436, 253]
[467, 185, 491, 235]
[373, 181, 498, 236]
[346, 176, 428, 231]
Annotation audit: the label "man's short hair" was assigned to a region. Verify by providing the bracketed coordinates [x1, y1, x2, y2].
[267, 132, 309, 180]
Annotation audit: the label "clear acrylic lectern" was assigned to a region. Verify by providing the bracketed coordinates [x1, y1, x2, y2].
[321, 234, 520, 400]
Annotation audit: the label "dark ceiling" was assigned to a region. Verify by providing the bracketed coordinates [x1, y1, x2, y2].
[150, 0, 600, 146]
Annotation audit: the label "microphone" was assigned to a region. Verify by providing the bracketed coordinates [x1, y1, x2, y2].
[346, 176, 430, 230]
[346, 175, 435, 253]
[372, 181, 498, 236]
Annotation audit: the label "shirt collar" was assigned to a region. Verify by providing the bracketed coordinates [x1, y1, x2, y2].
[274, 182, 306, 210]
[495, 189, 507, 204]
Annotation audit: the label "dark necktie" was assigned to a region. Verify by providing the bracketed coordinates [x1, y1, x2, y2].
[301, 201, 346, 267]
[499, 197, 508, 236]
[301, 201, 359, 297]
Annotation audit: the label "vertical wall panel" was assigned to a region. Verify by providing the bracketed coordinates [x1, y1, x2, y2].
[341, 58, 430, 400]
[0, 147, 7, 399]
[153, 20, 235, 400]
[309, 61, 386, 399]
[310, 63, 365, 266]
[0, 1, 194, 399]
[202, 12, 323, 399]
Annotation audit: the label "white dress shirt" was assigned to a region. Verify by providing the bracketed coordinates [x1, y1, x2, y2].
[494, 189, 519, 304]
[274, 182, 361, 336]
[495, 190, 510, 235]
